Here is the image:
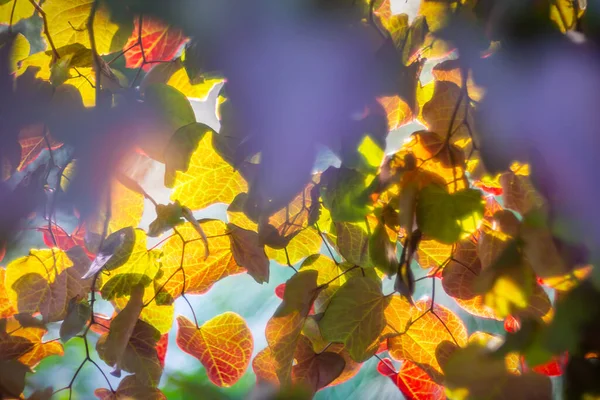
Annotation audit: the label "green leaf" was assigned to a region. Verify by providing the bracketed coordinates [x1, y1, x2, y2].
[319, 276, 388, 362]
[335, 221, 373, 268]
[368, 222, 398, 276]
[321, 167, 373, 223]
[416, 185, 484, 244]
[144, 83, 196, 135]
[59, 298, 90, 343]
[148, 202, 185, 237]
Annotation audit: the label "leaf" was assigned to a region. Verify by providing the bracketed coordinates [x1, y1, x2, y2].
[416, 185, 484, 244]
[421, 81, 476, 146]
[292, 335, 346, 394]
[252, 347, 279, 385]
[147, 202, 185, 237]
[500, 172, 545, 216]
[4, 316, 64, 367]
[228, 223, 269, 284]
[177, 312, 253, 387]
[144, 84, 196, 146]
[441, 239, 500, 320]
[0, 1, 34, 25]
[95, 375, 166, 400]
[156, 333, 169, 368]
[163, 123, 214, 187]
[0, 269, 17, 319]
[124, 16, 187, 72]
[443, 343, 552, 399]
[42, 0, 124, 54]
[59, 298, 90, 342]
[369, 221, 398, 276]
[377, 95, 413, 131]
[156, 220, 244, 301]
[0, 360, 29, 399]
[6, 247, 93, 322]
[300, 255, 373, 313]
[17, 125, 62, 171]
[170, 131, 248, 210]
[97, 284, 145, 375]
[335, 221, 373, 268]
[432, 59, 485, 102]
[319, 276, 388, 362]
[266, 270, 321, 383]
[415, 239, 453, 270]
[377, 358, 446, 400]
[97, 317, 163, 386]
[265, 228, 322, 266]
[99, 229, 161, 300]
[387, 300, 468, 383]
[321, 167, 373, 223]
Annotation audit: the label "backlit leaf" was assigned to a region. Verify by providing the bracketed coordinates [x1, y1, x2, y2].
[500, 172, 545, 216]
[170, 131, 248, 210]
[416, 185, 484, 244]
[292, 335, 345, 394]
[156, 220, 244, 301]
[378, 358, 445, 400]
[266, 228, 322, 266]
[252, 347, 279, 385]
[42, 0, 123, 54]
[377, 95, 413, 131]
[59, 298, 90, 343]
[266, 270, 321, 383]
[0, 1, 34, 25]
[177, 312, 253, 387]
[0, 269, 17, 319]
[387, 300, 468, 383]
[4, 316, 64, 368]
[124, 16, 187, 72]
[164, 123, 214, 187]
[415, 239, 453, 270]
[432, 59, 485, 102]
[17, 125, 62, 171]
[320, 276, 388, 362]
[335, 221, 373, 268]
[442, 239, 499, 320]
[100, 229, 161, 300]
[228, 223, 269, 284]
[6, 247, 93, 322]
[95, 375, 166, 400]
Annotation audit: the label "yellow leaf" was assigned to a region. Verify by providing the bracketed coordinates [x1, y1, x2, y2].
[266, 228, 322, 266]
[0, 269, 17, 319]
[99, 229, 161, 300]
[171, 131, 248, 210]
[167, 67, 222, 101]
[10, 33, 30, 73]
[0, 0, 34, 25]
[42, 0, 123, 54]
[155, 220, 244, 301]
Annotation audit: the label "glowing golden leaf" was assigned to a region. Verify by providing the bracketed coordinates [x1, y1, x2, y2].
[171, 131, 248, 210]
[0, 1, 34, 25]
[4, 317, 64, 368]
[415, 239, 453, 270]
[266, 228, 322, 266]
[42, 0, 123, 54]
[388, 301, 468, 383]
[177, 313, 253, 387]
[0, 269, 17, 319]
[432, 59, 485, 102]
[377, 95, 413, 131]
[156, 220, 244, 301]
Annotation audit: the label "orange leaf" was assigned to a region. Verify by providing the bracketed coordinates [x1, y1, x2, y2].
[4, 316, 64, 368]
[377, 96, 413, 131]
[377, 358, 445, 400]
[387, 300, 468, 383]
[177, 312, 253, 387]
[156, 333, 168, 368]
[252, 347, 279, 385]
[529, 353, 568, 377]
[157, 220, 244, 301]
[266, 270, 321, 383]
[124, 16, 187, 72]
[17, 124, 62, 171]
[500, 172, 545, 216]
[415, 239, 453, 270]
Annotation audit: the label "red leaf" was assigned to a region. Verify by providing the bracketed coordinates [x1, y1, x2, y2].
[156, 333, 169, 368]
[124, 16, 187, 71]
[377, 358, 445, 399]
[38, 223, 95, 259]
[504, 315, 521, 333]
[275, 283, 286, 300]
[376, 358, 396, 377]
[18, 125, 63, 171]
[530, 353, 568, 377]
[473, 181, 503, 196]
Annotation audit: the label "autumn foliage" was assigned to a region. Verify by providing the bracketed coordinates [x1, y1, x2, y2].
[0, 0, 599, 399]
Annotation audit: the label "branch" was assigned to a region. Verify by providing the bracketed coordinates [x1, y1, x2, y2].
[29, 0, 59, 60]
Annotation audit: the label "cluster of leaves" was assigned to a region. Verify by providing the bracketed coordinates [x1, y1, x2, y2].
[0, 0, 598, 399]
